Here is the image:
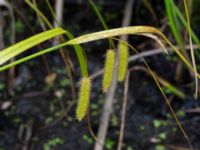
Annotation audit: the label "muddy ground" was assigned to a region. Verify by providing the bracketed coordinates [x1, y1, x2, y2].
[0, 0, 200, 150]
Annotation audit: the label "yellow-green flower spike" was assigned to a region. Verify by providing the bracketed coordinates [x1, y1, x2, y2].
[102, 49, 115, 92]
[118, 42, 128, 82]
[76, 77, 91, 121]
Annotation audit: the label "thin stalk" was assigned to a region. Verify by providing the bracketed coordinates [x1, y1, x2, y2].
[88, 0, 115, 49]
[45, 0, 76, 102]
[183, 0, 198, 98]
[25, 0, 88, 77]
[121, 40, 193, 149]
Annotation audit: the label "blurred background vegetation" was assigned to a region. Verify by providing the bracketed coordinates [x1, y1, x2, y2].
[0, 0, 200, 150]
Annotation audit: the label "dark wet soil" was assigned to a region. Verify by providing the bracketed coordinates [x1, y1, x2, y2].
[0, 0, 200, 150]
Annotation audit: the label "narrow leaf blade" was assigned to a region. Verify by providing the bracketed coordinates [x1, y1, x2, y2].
[0, 27, 66, 65]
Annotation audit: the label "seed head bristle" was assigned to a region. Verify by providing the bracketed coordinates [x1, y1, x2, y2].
[102, 49, 115, 92]
[118, 42, 129, 82]
[76, 77, 91, 121]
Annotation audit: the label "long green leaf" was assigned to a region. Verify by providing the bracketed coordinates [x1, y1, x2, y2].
[0, 28, 66, 65]
[0, 42, 69, 71]
[0, 32, 87, 77]
[66, 26, 160, 44]
[65, 26, 200, 79]
[0, 26, 199, 79]
[174, 4, 200, 58]
[65, 31, 88, 77]
[165, 0, 184, 49]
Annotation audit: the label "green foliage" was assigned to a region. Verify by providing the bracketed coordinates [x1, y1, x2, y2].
[0, 28, 66, 65]
[0, 83, 5, 91]
[176, 110, 186, 117]
[126, 145, 134, 150]
[162, 82, 185, 99]
[165, 0, 199, 98]
[165, 0, 184, 49]
[59, 78, 70, 87]
[15, 20, 25, 33]
[165, 0, 200, 61]
[155, 145, 166, 150]
[153, 120, 162, 128]
[0, 1, 197, 149]
[105, 138, 115, 150]
[25, 0, 88, 77]
[111, 113, 119, 127]
[83, 134, 93, 144]
[45, 117, 53, 124]
[153, 119, 171, 129]
[158, 132, 167, 140]
[43, 137, 64, 150]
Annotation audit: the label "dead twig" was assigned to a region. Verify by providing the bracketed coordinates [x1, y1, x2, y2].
[117, 70, 130, 150]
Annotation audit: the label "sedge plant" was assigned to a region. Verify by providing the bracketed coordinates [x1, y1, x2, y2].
[0, 0, 198, 149]
[0, 23, 197, 150]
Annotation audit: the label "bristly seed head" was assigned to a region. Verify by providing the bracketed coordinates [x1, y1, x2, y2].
[102, 49, 115, 92]
[118, 41, 129, 82]
[76, 77, 91, 121]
